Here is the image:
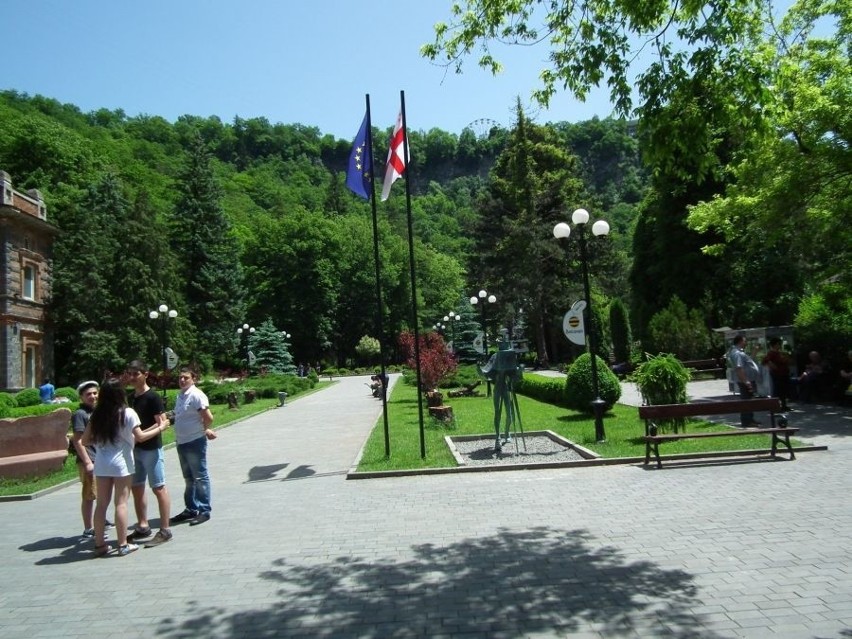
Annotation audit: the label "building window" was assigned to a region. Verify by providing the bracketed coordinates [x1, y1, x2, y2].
[23, 264, 36, 300]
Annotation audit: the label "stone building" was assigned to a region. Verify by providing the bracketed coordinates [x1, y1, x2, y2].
[0, 171, 57, 391]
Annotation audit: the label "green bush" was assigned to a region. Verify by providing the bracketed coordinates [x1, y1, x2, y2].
[198, 374, 315, 405]
[632, 353, 691, 405]
[0, 393, 18, 409]
[440, 364, 481, 389]
[515, 374, 568, 407]
[15, 388, 41, 407]
[564, 353, 622, 412]
[55, 386, 77, 402]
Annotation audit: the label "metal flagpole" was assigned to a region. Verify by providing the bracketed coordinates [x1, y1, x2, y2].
[399, 90, 426, 458]
[364, 94, 391, 457]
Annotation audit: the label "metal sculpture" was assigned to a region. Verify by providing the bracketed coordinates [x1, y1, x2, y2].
[478, 330, 525, 453]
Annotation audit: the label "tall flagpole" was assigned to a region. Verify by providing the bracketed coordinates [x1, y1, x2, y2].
[364, 94, 391, 457]
[399, 90, 426, 458]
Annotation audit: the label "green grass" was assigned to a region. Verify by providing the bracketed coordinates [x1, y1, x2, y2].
[356, 381, 806, 472]
[0, 383, 330, 497]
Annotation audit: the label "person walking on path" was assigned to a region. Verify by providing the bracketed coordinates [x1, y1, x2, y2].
[732, 335, 761, 427]
[123, 360, 173, 548]
[171, 367, 216, 527]
[82, 379, 170, 556]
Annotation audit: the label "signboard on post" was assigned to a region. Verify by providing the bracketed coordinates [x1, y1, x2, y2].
[472, 331, 485, 354]
[562, 300, 587, 346]
[164, 347, 179, 370]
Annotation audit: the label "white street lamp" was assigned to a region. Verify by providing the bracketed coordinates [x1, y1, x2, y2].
[553, 208, 611, 442]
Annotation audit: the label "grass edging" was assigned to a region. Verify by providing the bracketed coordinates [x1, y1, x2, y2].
[347, 445, 827, 480]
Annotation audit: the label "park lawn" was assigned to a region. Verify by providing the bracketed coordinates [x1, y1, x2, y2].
[356, 380, 805, 472]
[0, 387, 320, 498]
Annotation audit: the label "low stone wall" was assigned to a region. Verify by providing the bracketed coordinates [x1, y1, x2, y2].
[0, 408, 72, 479]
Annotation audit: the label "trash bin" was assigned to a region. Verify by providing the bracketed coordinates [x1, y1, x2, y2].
[278, 391, 288, 407]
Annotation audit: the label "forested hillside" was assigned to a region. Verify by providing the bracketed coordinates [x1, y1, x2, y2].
[0, 90, 646, 382]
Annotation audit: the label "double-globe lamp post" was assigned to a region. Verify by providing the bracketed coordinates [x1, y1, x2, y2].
[553, 208, 610, 443]
[470, 290, 496, 358]
[443, 311, 458, 353]
[471, 290, 496, 396]
[236, 324, 255, 371]
[149, 304, 178, 398]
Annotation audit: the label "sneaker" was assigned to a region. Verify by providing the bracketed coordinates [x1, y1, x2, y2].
[81, 528, 95, 539]
[189, 512, 211, 526]
[128, 527, 152, 541]
[117, 543, 139, 556]
[105, 520, 115, 529]
[171, 510, 198, 524]
[144, 529, 173, 548]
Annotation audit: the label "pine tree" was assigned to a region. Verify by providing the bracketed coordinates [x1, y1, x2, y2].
[170, 133, 246, 369]
[50, 172, 124, 380]
[247, 319, 296, 374]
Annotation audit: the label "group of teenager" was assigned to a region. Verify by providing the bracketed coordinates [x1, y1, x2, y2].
[68, 360, 216, 557]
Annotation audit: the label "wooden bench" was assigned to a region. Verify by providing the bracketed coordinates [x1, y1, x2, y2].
[638, 398, 798, 468]
[681, 358, 726, 379]
[0, 409, 73, 479]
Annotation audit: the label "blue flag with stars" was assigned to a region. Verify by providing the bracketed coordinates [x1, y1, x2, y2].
[346, 112, 372, 200]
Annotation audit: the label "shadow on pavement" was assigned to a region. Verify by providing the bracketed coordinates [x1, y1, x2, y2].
[156, 526, 727, 639]
[19, 535, 97, 565]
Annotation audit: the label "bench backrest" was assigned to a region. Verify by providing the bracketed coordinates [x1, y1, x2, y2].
[638, 397, 782, 420]
[681, 359, 721, 368]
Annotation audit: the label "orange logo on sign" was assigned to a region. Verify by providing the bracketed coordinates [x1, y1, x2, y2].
[568, 317, 580, 328]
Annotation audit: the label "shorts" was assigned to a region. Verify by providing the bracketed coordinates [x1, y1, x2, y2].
[76, 460, 96, 501]
[132, 447, 166, 488]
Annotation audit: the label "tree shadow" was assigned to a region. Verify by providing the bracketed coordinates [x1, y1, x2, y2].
[246, 463, 344, 483]
[156, 526, 724, 638]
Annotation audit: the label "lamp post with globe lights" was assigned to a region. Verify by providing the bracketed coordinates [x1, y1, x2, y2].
[470, 290, 496, 359]
[444, 312, 459, 353]
[553, 208, 610, 442]
[149, 304, 178, 398]
[470, 290, 497, 396]
[236, 323, 255, 372]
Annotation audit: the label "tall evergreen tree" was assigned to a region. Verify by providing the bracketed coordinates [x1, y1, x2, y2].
[170, 133, 245, 369]
[247, 319, 296, 374]
[473, 100, 588, 367]
[50, 172, 124, 381]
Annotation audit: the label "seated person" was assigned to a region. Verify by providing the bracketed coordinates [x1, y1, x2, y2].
[837, 350, 852, 402]
[798, 350, 828, 402]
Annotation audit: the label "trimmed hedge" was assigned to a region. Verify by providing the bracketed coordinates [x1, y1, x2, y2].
[564, 353, 622, 412]
[515, 374, 570, 407]
[0, 393, 18, 409]
[14, 388, 41, 407]
[198, 373, 316, 405]
[55, 386, 78, 402]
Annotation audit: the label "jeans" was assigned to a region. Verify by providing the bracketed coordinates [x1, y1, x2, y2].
[176, 436, 211, 514]
[738, 381, 754, 427]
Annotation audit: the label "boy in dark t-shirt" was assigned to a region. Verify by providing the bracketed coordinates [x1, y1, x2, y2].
[124, 359, 173, 547]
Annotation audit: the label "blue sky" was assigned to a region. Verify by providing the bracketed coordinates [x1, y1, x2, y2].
[3, 0, 624, 140]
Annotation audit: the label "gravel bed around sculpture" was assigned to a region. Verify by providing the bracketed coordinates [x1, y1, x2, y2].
[446, 430, 599, 467]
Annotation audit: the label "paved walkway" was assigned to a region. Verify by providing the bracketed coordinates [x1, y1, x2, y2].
[1, 375, 851, 638]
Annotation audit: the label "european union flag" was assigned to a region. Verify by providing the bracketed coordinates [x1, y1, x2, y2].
[346, 112, 372, 200]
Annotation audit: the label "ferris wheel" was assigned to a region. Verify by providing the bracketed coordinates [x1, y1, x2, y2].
[466, 118, 502, 138]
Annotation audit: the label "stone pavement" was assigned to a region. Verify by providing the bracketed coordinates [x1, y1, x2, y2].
[1, 374, 851, 638]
